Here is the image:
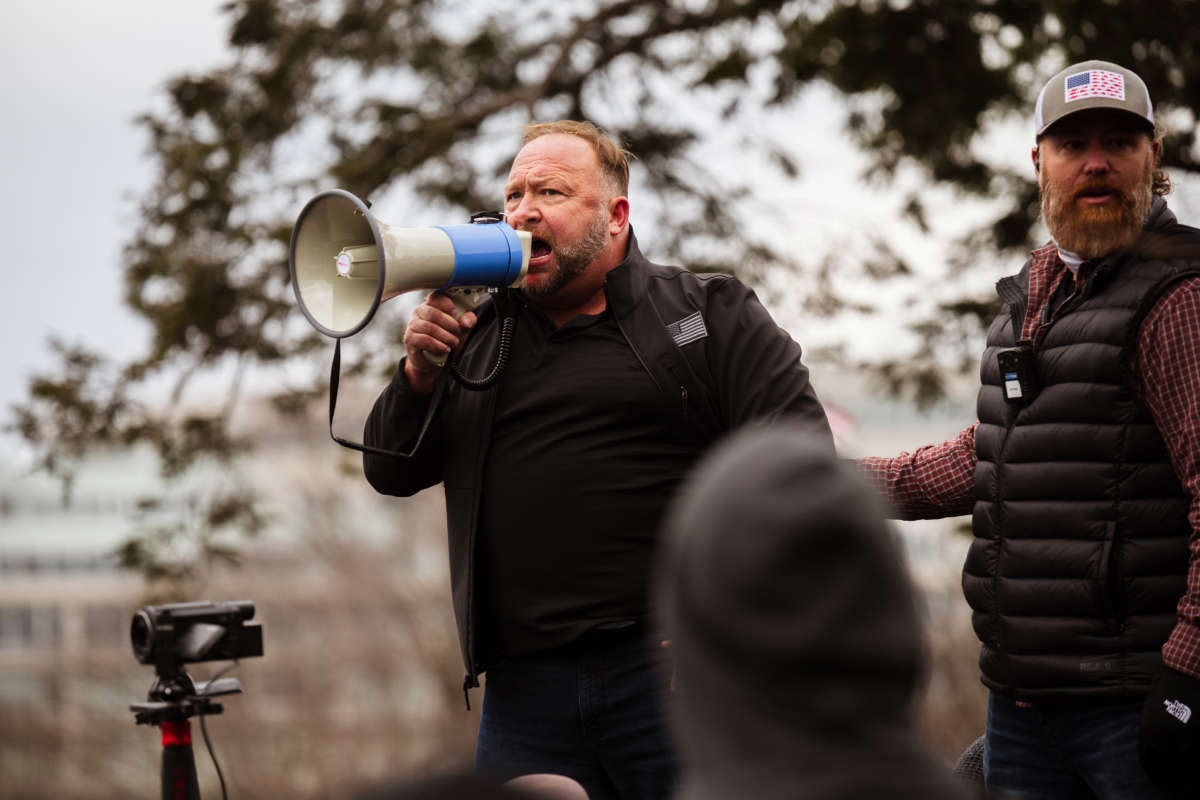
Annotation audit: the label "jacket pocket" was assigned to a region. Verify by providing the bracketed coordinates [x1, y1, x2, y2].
[1094, 529, 1120, 629]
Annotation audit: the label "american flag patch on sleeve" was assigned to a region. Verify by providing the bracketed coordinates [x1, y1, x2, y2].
[666, 311, 707, 347]
[1065, 69, 1125, 102]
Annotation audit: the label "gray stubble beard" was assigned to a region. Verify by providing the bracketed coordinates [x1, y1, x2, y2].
[523, 205, 611, 300]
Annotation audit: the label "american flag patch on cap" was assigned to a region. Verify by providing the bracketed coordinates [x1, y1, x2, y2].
[1065, 69, 1125, 103]
[666, 311, 707, 347]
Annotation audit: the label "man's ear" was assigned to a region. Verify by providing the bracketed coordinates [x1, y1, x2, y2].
[608, 196, 630, 234]
[1032, 146, 1040, 174]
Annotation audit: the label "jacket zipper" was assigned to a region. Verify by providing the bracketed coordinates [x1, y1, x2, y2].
[461, 313, 502, 710]
[610, 297, 664, 397]
[605, 276, 702, 437]
[990, 272, 1029, 673]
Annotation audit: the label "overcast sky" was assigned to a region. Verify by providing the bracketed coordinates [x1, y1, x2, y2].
[0, 1, 229, 426]
[0, 3, 929, 437]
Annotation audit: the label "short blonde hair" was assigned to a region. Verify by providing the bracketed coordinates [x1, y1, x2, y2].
[522, 120, 632, 196]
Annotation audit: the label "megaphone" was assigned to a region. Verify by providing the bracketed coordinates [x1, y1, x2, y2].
[289, 190, 532, 461]
[289, 189, 531, 339]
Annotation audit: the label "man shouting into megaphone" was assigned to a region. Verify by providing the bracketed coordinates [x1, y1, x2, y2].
[362, 120, 833, 800]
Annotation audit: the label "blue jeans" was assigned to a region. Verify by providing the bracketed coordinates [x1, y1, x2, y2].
[474, 627, 676, 800]
[984, 690, 1190, 799]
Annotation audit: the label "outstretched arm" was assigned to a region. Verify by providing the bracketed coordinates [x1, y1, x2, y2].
[856, 424, 978, 520]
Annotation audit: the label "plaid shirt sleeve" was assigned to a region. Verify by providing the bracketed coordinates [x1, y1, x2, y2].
[857, 423, 978, 521]
[1132, 277, 1200, 679]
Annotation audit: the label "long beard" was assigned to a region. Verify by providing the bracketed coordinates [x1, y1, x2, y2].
[524, 207, 611, 299]
[1040, 161, 1153, 259]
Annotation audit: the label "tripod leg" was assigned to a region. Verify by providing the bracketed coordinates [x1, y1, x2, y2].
[160, 720, 202, 800]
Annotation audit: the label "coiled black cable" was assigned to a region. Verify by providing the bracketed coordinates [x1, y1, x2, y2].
[447, 313, 515, 390]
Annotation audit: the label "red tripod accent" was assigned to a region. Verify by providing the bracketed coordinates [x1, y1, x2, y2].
[132, 670, 241, 800]
[160, 719, 201, 800]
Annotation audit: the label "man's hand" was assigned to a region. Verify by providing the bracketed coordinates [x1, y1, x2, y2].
[1139, 666, 1200, 789]
[402, 291, 476, 394]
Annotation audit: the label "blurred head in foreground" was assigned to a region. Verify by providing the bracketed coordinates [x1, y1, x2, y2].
[655, 423, 971, 799]
[352, 770, 588, 800]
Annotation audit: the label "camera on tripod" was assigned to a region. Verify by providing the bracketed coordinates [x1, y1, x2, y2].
[131, 600, 264, 672]
[129, 600, 264, 800]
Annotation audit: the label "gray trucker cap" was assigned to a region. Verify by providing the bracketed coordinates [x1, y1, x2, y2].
[1034, 59, 1154, 137]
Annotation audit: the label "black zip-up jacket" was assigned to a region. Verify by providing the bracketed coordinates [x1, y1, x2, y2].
[362, 230, 832, 687]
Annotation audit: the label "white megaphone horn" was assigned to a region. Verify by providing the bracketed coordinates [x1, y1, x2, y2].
[289, 189, 531, 340]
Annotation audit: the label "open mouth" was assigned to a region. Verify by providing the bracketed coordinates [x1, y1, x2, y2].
[530, 237, 552, 261]
[1074, 185, 1116, 203]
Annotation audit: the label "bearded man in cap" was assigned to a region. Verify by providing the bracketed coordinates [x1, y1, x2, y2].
[861, 60, 1200, 797]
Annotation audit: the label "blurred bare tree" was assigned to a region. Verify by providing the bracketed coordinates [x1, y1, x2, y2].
[9, 0, 1200, 579]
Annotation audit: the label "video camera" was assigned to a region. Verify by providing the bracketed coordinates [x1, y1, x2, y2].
[131, 600, 263, 673]
[129, 601, 264, 799]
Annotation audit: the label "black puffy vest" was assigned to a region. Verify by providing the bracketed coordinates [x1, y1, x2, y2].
[966, 206, 1200, 699]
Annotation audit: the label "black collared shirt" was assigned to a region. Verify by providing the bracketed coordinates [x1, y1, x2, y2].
[475, 298, 701, 663]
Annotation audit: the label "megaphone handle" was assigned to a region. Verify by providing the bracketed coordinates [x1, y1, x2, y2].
[327, 338, 445, 460]
[424, 287, 490, 367]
